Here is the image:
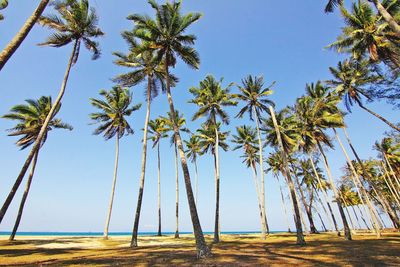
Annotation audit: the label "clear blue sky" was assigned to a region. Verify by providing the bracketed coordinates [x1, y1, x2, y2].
[0, 0, 397, 233]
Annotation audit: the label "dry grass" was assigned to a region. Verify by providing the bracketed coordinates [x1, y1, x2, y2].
[0, 232, 399, 266]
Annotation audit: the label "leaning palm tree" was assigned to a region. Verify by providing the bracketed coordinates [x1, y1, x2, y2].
[327, 59, 399, 132]
[0, 0, 104, 224]
[184, 135, 202, 205]
[0, 0, 51, 70]
[90, 86, 141, 239]
[189, 74, 237, 243]
[127, 1, 210, 257]
[162, 110, 190, 239]
[147, 118, 168, 237]
[327, 1, 400, 69]
[235, 75, 275, 238]
[3, 96, 72, 241]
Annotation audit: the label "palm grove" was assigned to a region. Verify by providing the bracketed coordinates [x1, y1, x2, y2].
[0, 0, 399, 259]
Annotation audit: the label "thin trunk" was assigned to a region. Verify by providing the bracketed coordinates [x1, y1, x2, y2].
[351, 205, 362, 230]
[357, 205, 371, 230]
[251, 165, 267, 236]
[275, 174, 292, 233]
[383, 154, 400, 194]
[269, 106, 305, 245]
[333, 129, 381, 237]
[382, 167, 400, 207]
[309, 155, 340, 234]
[164, 59, 210, 258]
[9, 151, 39, 241]
[340, 196, 356, 233]
[213, 124, 220, 243]
[0, 40, 78, 224]
[194, 158, 199, 206]
[372, 0, 400, 36]
[104, 136, 120, 239]
[157, 142, 162, 237]
[0, 0, 50, 71]
[360, 105, 400, 132]
[131, 77, 152, 246]
[254, 109, 268, 237]
[314, 186, 334, 231]
[317, 141, 352, 240]
[174, 142, 180, 239]
[315, 206, 328, 232]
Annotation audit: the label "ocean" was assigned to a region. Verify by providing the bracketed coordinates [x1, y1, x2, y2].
[0, 231, 284, 236]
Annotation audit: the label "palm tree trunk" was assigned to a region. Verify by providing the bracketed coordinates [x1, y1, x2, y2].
[357, 205, 371, 230]
[163, 59, 210, 258]
[313, 186, 333, 231]
[131, 77, 152, 246]
[157, 142, 162, 236]
[342, 128, 400, 228]
[381, 167, 400, 207]
[213, 124, 220, 243]
[174, 142, 180, 239]
[254, 109, 268, 238]
[251, 165, 267, 236]
[0, 40, 78, 224]
[9, 151, 39, 241]
[350, 205, 362, 230]
[194, 158, 199, 205]
[333, 129, 381, 237]
[104, 136, 120, 239]
[383, 154, 400, 191]
[340, 196, 356, 233]
[269, 106, 306, 245]
[0, 0, 50, 71]
[309, 155, 339, 234]
[275, 174, 291, 232]
[316, 141, 352, 240]
[371, 0, 400, 36]
[359, 105, 400, 132]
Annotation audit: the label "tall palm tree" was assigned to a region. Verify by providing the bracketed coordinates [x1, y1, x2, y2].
[184, 135, 202, 205]
[189, 74, 237, 243]
[327, 59, 400, 132]
[235, 75, 275, 238]
[0, 0, 51, 70]
[327, 1, 400, 69]
[232, 125, 267, 236]
[162, 110, 190, 239]
[112, 31, 176, 246]
[90, 87, 141, 239]
[3, 96, 72, 241]
[147, 118, 168, 237]
[127, 1, 210, 257]
[0, 0, 104, 224]
[325, 0, 400, 36]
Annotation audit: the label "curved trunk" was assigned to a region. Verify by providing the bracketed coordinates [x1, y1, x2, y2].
[0, 40, 78, 224]
[360, 105, 400, 132]
[164, 60, 210, 258]
[317, 141, 352, 240]
[213, 125, 220, 243]
[371, 0, 400, 36]
[0, 0, 50, 71]
[313, 186, 333, 231]
[254, 109, 268, 237]
[174, 142, 180, 239]
[315, 207, 328, 232]
[269, 106, 306, 245]
[157, 142, 162, 236]
[131, 77, 152, 246]
[275, 174, 291, 233]
[104, 136, 120, 239]
[9, 151, 39, 241]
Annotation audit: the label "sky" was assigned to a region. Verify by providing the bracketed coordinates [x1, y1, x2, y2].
[0, 0, 398, 234]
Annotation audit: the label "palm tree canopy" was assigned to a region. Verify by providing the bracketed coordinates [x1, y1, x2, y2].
[235, 75, 275, 122]
[38, 0, 104, 63]
[2, 96, 72, 150]
[90, 86, 141, 140]
[148, 118, 169, 148]
[161, 109, 190, 145]
[184, 134, 202, 163]
[197, 123, 229, 155]
[325, 0, 343, 13]
[189, 75, 237, 125]
[231, 125, 259, 169]
[127, 0, 202, 69]
[375, 136, 400, 166]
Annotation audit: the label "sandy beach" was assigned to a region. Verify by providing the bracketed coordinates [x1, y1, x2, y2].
[0, 232, 399, 266]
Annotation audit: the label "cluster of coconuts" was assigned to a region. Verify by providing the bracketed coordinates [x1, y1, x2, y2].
[0, 0, 9, 20]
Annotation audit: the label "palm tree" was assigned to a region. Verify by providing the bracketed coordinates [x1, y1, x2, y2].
[3, 96, 72, 241]
[325, 0, 400, 36]
[90, 86, 141, 239]
[127, 1, 210, 257]
[147, 118, 168, 237]
[0, 0, 51, 70]
[162, 110, 190, 239]
[232, 125, 267, 236]
[327, 59, 400, 132]
[189, 74, 237, 243]
[0, 0, 104, 224]
[327, 1, 400, 69]
[184, 135, 202, 205]
[235, 75, 275, 238]
[112, 31, 174, 246]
